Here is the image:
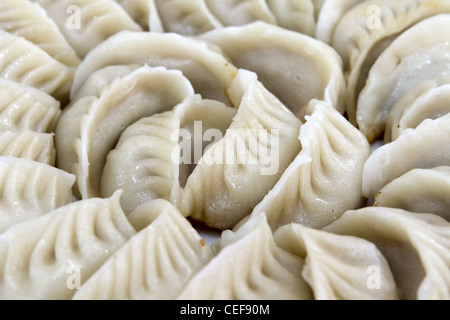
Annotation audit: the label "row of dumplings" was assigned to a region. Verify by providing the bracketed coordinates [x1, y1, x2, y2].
[0, 0, 449, 300]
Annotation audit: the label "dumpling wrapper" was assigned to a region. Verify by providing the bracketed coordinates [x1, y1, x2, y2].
[0, 157, 75, 233]
[357, 14, 450, 142]
[178, 213, 313, 300]
[246, 99, 370, 230]
[56, 66, 195, 199]
[362, 113, 450, 198]
[386, 80, 450, 142]
[115, 0, 151, 29]
[70, 31, 239, 105]
[73, 199, 214, 300]
[198, 22, 346, 121]
[176, 69, 302, 230]
[31, 0, 142, 58]
[0, 0, 80, 67]
[101, 95, 237, 213]
[266, 0, 316, 36]
[274, 223, 398, 300]
[0, 190, 136, 300]
[374, 167, 450, 222]
[324, 207, 450, 300]
[0, 79, 61, 133]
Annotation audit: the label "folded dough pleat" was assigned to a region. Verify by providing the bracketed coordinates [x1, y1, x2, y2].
[178, 213, 313, 300]
[73, 200, 214, 300]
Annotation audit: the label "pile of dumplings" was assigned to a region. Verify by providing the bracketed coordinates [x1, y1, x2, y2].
[0, 0, 449, 301]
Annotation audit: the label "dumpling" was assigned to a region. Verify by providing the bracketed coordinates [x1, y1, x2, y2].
[248, 100, 370, 231]
[55, 66, 195, 199]
[0, 79, 61, 133]
[206, 0, 276, 27]
[357, 14, 450, 142]
[385, 78, 450, 142]
[0, 0, 80, 67]
[0, 157, 75, 234]
[0, 30, 74, 103]
[0, 131, 56, 165]
[73, 199, 214, 300]
[31, 0, 142, 58]
[362, 113, 450, 199]
[273, 223, 398, 300]
[198, 22, 346, 120]
[0, 190, 136, 300]
[114, 0, 151, 29]
[333, 1, 450, 127]
[152, 0, 222, 36]
[374, 167, 450, 222]
[324, 207, 450, 300]
[266, 0, 315, 36]
[315, 0, 364, 44]
[176, 69, 302, 230]
[178, 213, 313, 300]
[70, 31, 239, 105]
[101, 95, 236, 214]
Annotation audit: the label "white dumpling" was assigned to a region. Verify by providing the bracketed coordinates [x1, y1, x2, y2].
[114, 0, 150, 29]
[73, 199, 214, 300]
[70, 31, 239, 105]
[206, 0, 276, 27]
[0, 30, 74, 103]
[178, 213, 313, 300]
[333, 1, 450, 127]
[0, 79, 61, 133]
[56, 66, 195, 199]
[324, 207, 450, 300]
[362, 113, 450, 199]
[374, 167, 450, 222]
[0, 190, 136, 300]
[199, 22, 346, 120]
[266, 0, 315, 36]
[0, 0, 80, 67]
[177, 69, 302, 230]
[357, 14, 450, 142]
[31, 0, 142, 58]
[274, 223, 398, 300]
[153, 0, 222, 35]
[101, 95, 237, 214]
[315, 0, 363, 44]
[71, 65, 140, 102]
[0, 157, 75, 234]
[0, 131, 56, 165]
[248, 100, 370, 230]
[386, 81, 450, 142]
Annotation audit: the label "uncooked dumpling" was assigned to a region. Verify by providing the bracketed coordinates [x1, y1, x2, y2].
[0, 131, 56, 165]
[0, 0, 80, 67]
[266, 0, 315, 36]
[114, 0, 150, 29]
[0, 79, 61, 133]
[55, 66, 195, 199]
[249, 100, 370, 230]
[153, 0, 222, 35]
[73, 199, 214, 300]
[178, 213, 313, 300]
[362, 113, 450, 198]
[101, 95, 237, 213]
[386, 80, 450, 142]
[0, 30, 74, 103]
[333, 1, 450, 127]
[199, 22, 346, 120]
[324, 207, 450, 300]
[274, 223, 398, 300]
[31, 0, 142, 58]
[0, 157, 75, 234]
[0, 191, 136, 300]
[357, 14, 450, 141]
[177, 69, 302, 230]
[374, 167, 450, 222]
[70, 31, 239, 105]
